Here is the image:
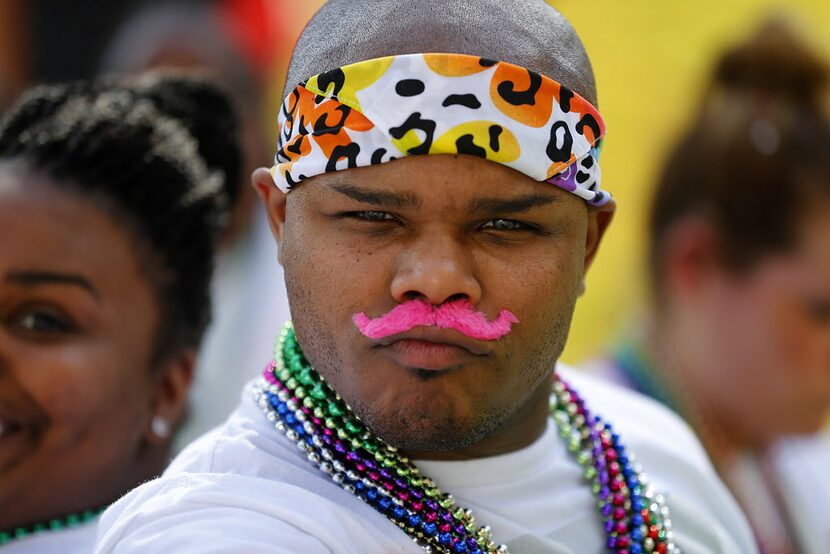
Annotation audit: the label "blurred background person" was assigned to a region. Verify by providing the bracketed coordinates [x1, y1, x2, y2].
[0, 73, 240, 551]
[591, 20, 830, 554]
[99, 0, 294, 449]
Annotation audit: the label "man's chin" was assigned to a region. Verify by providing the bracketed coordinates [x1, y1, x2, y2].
[360, 405, 502, 455]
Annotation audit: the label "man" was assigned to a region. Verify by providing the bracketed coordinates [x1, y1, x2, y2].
[94, 1, 757, 552]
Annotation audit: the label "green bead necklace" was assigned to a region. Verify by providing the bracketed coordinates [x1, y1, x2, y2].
[0, 506, 104, 546]
[257, 324, 677, 553]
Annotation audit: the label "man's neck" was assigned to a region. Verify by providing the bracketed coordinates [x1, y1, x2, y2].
[403, 376, 553, 461]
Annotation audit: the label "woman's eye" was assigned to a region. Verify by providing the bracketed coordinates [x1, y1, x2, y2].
[481, 218, 528, 232]
[805, 299, 830, 324]
[15, 309, 76, 334]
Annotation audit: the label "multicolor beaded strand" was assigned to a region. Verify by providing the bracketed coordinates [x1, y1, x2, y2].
[551, 380, 678, 554]
[255, 323, 679, 553]
[255, 326, 500, 553]
[0, 507, 105, 545]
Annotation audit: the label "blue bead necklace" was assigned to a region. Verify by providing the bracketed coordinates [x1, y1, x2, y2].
[256, 324, 679, 553]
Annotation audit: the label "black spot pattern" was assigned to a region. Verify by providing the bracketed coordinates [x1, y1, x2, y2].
[315, 69, 346, 101]
[488, 125, 503, 152]
[371, 148, 387, 165]
[396, 79, 426, 97]
[558, 86, 574, 113]
[389, 113, 436, 155]
[455, 135, 487, 158]
[296, 113, 311, 138]
[325, 143, 361, 172]
[284, 172, 307, 189]
[282, 90, 301, 142]
[546, 121, 573, 163]
[442, 94, 482, 109]
[285, 135, 307, 156]
[312, 105, 351, 135]
[576, 114, 601, 139]
[497, 69, 542, 106]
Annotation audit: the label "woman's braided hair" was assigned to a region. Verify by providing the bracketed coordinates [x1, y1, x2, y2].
[0, 72, 241, 362]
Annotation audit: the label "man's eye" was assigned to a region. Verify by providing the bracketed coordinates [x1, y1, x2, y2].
[350, 211, 397, 222]
[14, 309, 76, 334]
[481, 218, 528, 231]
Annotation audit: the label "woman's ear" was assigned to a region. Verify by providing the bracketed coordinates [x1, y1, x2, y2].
[660, 216, 723, 301]
[145, 350, 195, 446]
[252, 168, 288, 265]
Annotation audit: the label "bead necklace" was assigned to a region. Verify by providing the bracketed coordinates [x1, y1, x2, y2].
[0, 506, 104, 545]
[255, 324, 679, 554]
[614, 333, 805, 553]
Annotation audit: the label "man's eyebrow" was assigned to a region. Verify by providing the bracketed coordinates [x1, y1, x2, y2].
[468, 193, 561, 214]
[6, 271, 100, 301]
[327, 183, 421, 210]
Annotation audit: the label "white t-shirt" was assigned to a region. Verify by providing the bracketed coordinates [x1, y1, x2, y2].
[95, 368, 757, 553]
[587, 355, 830, 553]
[1, 518, 97, 554]
[767, 435, 830, 553]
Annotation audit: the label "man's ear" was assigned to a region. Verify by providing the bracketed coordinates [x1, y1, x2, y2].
[584, 202, 615, 271]
[145, 350, 195, 447]
[252, 167, 288, 265]
[577, 202, 614, 297]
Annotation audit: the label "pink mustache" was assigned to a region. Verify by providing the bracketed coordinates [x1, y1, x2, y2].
[353, 299, 519, 341]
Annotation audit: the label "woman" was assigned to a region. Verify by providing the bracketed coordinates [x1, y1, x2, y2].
[0, 73, 240, 551]
[100, 0, 294, 452]
[594, 20, 830, 554]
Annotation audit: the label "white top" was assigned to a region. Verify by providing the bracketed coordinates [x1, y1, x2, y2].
[2, 519, 97, 554]
[587, 356, 830, 553]
[95, 368, 757, 553]
[767, 435, 830, 553]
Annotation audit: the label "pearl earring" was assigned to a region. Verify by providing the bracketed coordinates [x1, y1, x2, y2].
[151, 415, 171, 439]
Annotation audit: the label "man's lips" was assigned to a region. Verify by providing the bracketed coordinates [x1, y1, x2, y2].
[370, 327, 491, 370]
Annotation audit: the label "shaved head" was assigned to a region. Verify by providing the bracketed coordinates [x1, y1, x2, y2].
[286, 0, 597, 105]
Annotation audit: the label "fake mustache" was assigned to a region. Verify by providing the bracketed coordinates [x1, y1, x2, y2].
[352, 299, 519, 341]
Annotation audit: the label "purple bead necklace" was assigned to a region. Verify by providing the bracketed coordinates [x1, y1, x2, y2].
[254, 324, 678, 553]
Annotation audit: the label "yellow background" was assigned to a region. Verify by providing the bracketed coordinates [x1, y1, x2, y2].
[282, 1, 830, 363]
[551, 0, 829, 363]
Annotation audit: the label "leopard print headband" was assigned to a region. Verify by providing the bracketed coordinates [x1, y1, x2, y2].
[272, 53, 611, 206]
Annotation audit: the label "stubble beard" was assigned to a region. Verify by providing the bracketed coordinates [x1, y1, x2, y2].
[285, 269, 577, 454]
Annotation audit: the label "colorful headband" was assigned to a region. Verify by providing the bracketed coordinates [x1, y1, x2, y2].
[272, 53, 611, 206]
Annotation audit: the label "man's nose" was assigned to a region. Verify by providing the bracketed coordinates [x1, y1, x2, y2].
[390, 231, 482, 307]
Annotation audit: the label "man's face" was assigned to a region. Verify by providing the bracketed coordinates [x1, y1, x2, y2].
[262, 154, 608, 453]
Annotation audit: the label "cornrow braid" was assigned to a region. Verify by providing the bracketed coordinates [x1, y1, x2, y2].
[0, 73, 241, 362]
